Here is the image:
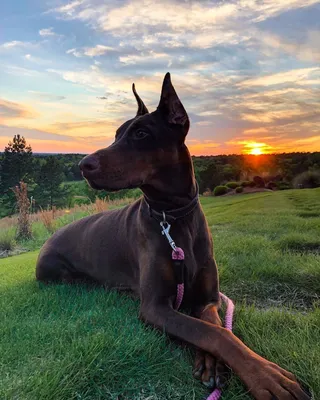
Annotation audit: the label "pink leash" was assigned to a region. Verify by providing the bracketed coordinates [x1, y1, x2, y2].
[172, 247, 235, 400]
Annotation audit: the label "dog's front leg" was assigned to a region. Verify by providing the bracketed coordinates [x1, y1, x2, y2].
[192, 303, 230, 389]
[190, 260, 229, 389]
[139, 261, 309, 400]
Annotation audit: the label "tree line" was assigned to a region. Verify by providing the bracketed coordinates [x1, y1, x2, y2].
[0, 135, 319, 217]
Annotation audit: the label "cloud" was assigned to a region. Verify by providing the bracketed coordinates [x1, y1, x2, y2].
[49, 0, 320, 55]
[0, 40, 31, 49]
[47, 119, 118, 141]
[187, 139, 220, 155]
[0, 99, 38, 121]
[2, 65, 41, 77]
[198, 111, 223, 117]
[119, 51, 170, 65]
[0, 124, 72, 142]
[39, 27, 56, 37]
[28, 91, 66, 102]
[257, 30, 320, 63]
[248, 0, 320, 23]
[47, 65, 161, 97]
[295, 135, 320, 145]
[49, 0, 85, 17]
[24, 54, 51, 64]
[239, 67, 320, 87]
[67, 45, 116, 58]
[52, 0, 319, 33]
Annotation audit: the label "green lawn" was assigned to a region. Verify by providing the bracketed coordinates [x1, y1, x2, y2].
[1, 189, 319, 399]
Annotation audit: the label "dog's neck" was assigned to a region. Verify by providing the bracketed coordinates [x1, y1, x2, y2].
[141, 145, 197, 211]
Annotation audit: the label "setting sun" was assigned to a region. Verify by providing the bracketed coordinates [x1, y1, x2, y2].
[242, 141, 273, 155]
[250, 147, 263, 155]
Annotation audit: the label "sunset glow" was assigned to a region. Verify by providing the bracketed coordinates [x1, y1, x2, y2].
[250, 147, 263, 156]
[245, 143, 267, 156]
[0, 1, 319, 155]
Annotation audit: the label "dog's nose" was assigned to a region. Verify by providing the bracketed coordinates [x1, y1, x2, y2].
[79, 155, 99, 173]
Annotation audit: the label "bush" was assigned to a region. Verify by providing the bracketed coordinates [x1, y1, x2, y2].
[293, 170, 320, 189]
[39, 208, 57, 234]
[213, 185, 228, 196]
[248, 181, 256, 187]
[253, 176, 265, 188]
[0, 229, 16, 253]
[202, 189, 212, 196]
[235, 186, 243, 193]
[266, 181, 277, 190]
[94, 198, 109, 213]
[12, 181, 32, 240]
[226, 182, 238, 189]
[276, 181, 291, 191]
[72, 196, 91, 207]
[240, 181, 251, 187]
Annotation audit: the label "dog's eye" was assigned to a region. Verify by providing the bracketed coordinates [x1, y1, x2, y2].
[133, 130, 149, 140]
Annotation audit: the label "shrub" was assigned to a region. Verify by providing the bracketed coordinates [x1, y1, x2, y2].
[226, 182, 238, 189]
[253, 176, 265, 188]
[276, 181, 291, 191]
[94, 198, 109, 213]
[293, 170, 320, 189]
[39, 208, 56, 234]
[240, 181, 251, 187]
[213, 185, 228, 196]
[248, 181, 256, 187]
[72, 196, 91, 207]
[235, 186, 243, 193]
[0, 229, 16, 253]
[202, 189, 212, 196]
[12, 182, 32, 240]
[266, 181, 277, 190]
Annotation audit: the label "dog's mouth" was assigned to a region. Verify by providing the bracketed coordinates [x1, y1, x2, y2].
[81, 171, 103, 190]
[82, 174, 122, 192]
[87, 180, 103, 190]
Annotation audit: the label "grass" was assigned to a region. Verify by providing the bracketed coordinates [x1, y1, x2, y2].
[0, 188, 320, 399]
[0, 227, 16, 253]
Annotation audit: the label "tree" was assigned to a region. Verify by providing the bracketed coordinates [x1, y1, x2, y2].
[35, 156, 67, 209]
[0, 135, 33, 213]
[1, 135, 33, 187]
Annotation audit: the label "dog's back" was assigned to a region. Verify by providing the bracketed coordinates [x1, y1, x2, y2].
[36, 199, 142, 290]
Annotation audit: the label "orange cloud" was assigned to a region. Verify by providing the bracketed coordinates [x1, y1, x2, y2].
[187, 139, 220, 155]
[0, 99, 39, 122]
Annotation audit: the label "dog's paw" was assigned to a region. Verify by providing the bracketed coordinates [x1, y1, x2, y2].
[240, 358, 312, 400]
[193, 350, 230, 389]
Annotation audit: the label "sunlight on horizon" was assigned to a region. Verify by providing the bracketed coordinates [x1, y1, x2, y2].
[243, 142, 272, 156]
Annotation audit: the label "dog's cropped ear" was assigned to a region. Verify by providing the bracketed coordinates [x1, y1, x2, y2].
[132, 83, 149, 116]
[157, 72, 190, 135]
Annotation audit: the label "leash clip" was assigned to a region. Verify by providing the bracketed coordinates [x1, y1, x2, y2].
[160, 220, 177, 251]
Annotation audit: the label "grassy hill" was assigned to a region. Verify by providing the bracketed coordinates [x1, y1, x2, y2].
[1, 189, 319, 399]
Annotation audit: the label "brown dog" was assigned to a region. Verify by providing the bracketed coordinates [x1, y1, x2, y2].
[36, 73, 310, 400]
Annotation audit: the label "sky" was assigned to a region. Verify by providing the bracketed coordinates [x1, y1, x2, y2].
[0, 0, 319, 155]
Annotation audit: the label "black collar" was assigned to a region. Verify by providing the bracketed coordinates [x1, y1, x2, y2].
[143, 183, 199, 222]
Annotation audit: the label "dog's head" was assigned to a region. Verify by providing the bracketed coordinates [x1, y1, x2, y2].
[79, 73, 190, 191]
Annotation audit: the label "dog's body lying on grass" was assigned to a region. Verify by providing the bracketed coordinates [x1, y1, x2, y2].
[36, 73, 310, 400]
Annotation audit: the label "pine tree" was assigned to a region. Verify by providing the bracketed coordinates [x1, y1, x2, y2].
[35, 156, 67, 209]
[0, 135, 33, 213]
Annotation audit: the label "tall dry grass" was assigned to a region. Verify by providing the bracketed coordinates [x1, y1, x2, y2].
[12, 182, 32, 240]
[0, 195, 135, 234]
[39, 207, 57, 233]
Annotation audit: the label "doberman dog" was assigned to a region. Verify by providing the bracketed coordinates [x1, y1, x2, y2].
[36, 73, 310, 400]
